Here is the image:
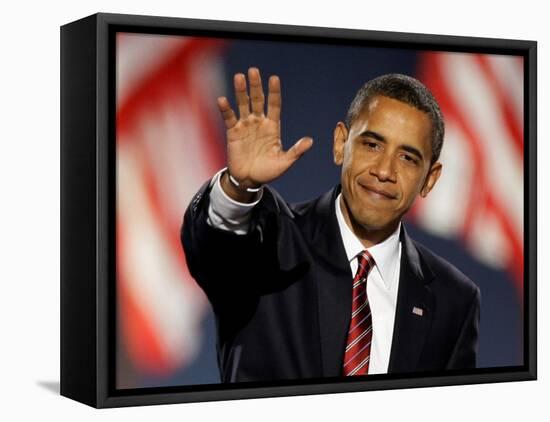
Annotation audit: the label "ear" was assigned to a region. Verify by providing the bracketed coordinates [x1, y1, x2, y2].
[333, 122, 349, 166]
[420, 161, 442, 197]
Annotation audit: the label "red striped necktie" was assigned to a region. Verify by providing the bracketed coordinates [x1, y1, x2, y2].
[343, 250, 375, 376]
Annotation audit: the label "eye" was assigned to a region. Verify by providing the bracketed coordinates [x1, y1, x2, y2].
[400, 153, 419, 165]
[361, 139, 380, 150]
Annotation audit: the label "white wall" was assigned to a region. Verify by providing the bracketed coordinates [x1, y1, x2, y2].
[1, 1, 545, 420]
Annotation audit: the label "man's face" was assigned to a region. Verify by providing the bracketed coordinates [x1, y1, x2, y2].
[333, 95, 442, 240]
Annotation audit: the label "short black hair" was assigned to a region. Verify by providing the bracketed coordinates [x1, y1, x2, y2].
[344, 73, 445, 165]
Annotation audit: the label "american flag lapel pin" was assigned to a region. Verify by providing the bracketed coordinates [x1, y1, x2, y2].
[412, 306, 424, 317]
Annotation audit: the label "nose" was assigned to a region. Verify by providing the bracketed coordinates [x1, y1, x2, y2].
[370, 152, 397, 182]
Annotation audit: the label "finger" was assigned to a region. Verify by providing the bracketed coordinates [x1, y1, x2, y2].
[234, 73, 250, 119]
[284, 137, 314, 165]
[216, 96, 238, 129]
[266, 75, 281, 121]
[248, 67, 265, 117]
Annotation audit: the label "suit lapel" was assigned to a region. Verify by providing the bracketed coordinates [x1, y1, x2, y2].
[310, 186, 354, 378]
[301, 186, 435, 376]
[388, 226, 434, 373]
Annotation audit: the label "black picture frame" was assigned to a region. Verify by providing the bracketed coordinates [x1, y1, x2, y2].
[60, 12, 537, 408]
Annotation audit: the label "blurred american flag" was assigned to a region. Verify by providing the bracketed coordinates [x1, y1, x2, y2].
[116, 33, 226, 384]
[412, 52, 524, 294]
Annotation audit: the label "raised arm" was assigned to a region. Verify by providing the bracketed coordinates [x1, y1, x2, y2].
[216, 67, 313, 203]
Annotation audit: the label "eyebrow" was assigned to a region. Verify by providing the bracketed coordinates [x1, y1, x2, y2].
[359, 130, 425, 162]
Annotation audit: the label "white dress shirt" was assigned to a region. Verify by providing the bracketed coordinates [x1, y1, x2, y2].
[334, 193, 401, 374]
[206, 168, 401, 375]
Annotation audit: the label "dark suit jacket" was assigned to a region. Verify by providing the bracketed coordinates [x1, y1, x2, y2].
[181, 179, 480, 383]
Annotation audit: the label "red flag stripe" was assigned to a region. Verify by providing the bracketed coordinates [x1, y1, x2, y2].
[418, 52, 523, 294]
[117, 216, 173, 375]
[474, 55, 523, 158]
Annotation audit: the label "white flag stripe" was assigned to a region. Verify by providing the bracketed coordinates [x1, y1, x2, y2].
[415, 121, 474, 238]
[116, 34, 189, 110]
[117, 144, 204, 364]
[441, 54, 523, 240]
[469, 206, 511, 268]
[487, 55, 524, 129]
[139, 99, 217, 231]
[129, 53, 225, 230]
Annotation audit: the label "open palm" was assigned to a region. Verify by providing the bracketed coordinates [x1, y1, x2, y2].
[217, 68, 313, 189]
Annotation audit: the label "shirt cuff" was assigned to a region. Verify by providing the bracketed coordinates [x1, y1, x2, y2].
[207, 168, 263, 234]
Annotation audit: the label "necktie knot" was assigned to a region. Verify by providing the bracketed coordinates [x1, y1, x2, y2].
[355, 250, 375, 281]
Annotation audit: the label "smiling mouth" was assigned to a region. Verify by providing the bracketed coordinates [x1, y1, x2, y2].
[358, 183, 397, 200]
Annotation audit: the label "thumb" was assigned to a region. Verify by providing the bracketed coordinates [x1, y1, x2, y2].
[285, 137, 314, 165]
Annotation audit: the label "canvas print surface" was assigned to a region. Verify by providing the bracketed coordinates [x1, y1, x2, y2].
[115, 32, 523, 389]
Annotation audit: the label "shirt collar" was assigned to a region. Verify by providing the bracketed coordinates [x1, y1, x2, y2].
[335, 193, 401, 290]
